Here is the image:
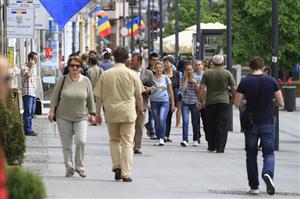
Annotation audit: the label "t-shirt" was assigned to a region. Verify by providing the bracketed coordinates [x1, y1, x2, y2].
[201, 67, 236, 105]
[87, 66, 103, 89]
[151, 75, 172, 102]
[237, 74, 280, 125]
[100, 60, 114, 71]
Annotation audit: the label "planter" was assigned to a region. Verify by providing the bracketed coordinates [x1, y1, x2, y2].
[282, 85, 296, 112]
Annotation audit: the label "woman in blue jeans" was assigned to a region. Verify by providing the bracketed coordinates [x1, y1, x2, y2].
[151, 61, 175, 146]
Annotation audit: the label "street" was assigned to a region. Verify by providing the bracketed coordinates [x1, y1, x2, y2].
[24, 106, 300, 199]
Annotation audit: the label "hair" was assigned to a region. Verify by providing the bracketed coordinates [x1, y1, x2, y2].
[81, 53, 89, 62]
[212, 55, 224, 66]
[68, 52, 79, 58]
[249, 56, 265, 71]
[89, 50, 97, 56]
[103, 52, 111, 60]
[183, 62, 193, 71]
[113, 47, 129, 63]
[67, 56, 83, 68]
[154, 61, 163, 69]
[125, 59, 132, 68]
[163, 56, 173, 63]
[132, 52, 143, 63]
[149, 52, 159, 60]
[27, 51, 38, 61]
[177, 60, 186, 73]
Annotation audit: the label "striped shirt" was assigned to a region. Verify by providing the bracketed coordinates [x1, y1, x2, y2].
[21, 64, 37, 97]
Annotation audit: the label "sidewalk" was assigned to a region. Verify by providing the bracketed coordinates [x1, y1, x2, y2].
[24, 107, 300, 199]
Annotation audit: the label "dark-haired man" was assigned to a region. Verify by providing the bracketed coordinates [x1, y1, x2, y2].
[21, 52, 38, 136]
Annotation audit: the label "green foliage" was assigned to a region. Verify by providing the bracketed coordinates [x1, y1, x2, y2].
[164, 0, 226, 37]
[6, 166, 46, 199]
[0, 92, 26, 165]
[232, 0, 300, 69]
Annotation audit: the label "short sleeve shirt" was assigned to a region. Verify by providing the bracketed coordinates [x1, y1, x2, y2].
[151, 75, 171, 102]
[94, 63, 143, 123]
[201, 67, 236, 105]
[237, 75, 280, 125]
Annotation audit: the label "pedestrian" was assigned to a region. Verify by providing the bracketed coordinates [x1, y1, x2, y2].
[180, 62, 201, 147]
[163, 56, 180, 142]
[100, 52, 114, 71]
[131, 53, 157, 154]
[145, 52, 160, 139]
[21, 51, 38, 136]
[234, 56, 283, 195]
[175, 60, 185, 128]
[94, 47, 144, 182]
[48, 56, 96, 178]
[199, 55, 236, 153]
[87, 53, 103, 90]
[151, 61, 175, 146]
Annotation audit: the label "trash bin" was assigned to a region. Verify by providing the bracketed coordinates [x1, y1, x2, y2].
[283, 85, 296, 112]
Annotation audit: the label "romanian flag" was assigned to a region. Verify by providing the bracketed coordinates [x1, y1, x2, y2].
[98, 16, 112, 38]
[127, 16, 145, 37]
[89, 7, 107, 18]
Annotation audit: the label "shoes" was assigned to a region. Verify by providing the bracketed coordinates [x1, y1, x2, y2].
[65, 168, 75, 177]
[164, 137, 172, 142]
[247, 188, 259, 195]
[75, 168, 86, 178]
[207, 147, 216, 152]
[216, 150, 224, 153]
[122, 177, 133, 182]
[114, 168, 122, 180]
[192, 141, 199, 147]
[263, 174, 275, 195]
[134, 149, 142, 154]
[154, 139, 164, 146]
[25, 131, 38, 136]
[180, 141, 188, 147]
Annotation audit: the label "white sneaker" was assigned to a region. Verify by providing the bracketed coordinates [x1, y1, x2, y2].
[192, 141, 199, 147]
[159, 138, 165, 146]
[154, 140, 160, 146]
[247, 188, 259, 195]
[263, 174, 275, 195]
[180, 141, 188, 147]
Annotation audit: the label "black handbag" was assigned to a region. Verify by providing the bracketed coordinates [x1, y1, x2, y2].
[35, 98, 42, 115]
[53, 76, 66, 122]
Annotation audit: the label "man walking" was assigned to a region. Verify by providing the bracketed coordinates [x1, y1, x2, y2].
[94, 47, 144, 182]
[234, 57, 283, 195]
[21, 52, 38, 136]
[131, 53, 157, 154]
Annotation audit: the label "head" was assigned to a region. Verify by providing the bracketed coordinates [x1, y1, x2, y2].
[125, 59, 132, 69]
[184, 62, 194, 77]
[154, 61, 164, 75]
[208, 58, 213, 69]
[263, 67, 272, 76]
[81, 53, 89, 64]
[0, 57, 12, 102]
[131, 53, 143, 70]
[103, 52, 112, 60]
[85, 46, 89, 52]
[89, 50, 97, 58]
[249, 56, 265, 72]
[149, 52, 159, 67]
[163, 56, 173, 71]
[67, 56, 83, 76]
[113, 47, 129, 63]
[212, 55, 224, 67]
[28, 51, 38, 64]
[194, 60, 204, 72]
[177, 60, 186, 73]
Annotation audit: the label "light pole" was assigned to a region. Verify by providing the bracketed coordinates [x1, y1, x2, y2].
[175, 0, 179, 64]
[138, 0, 142, 53]
[159, 0, 163, 57]
[271, 0, 279, 150]
[147, 0, 151, 59]
[195, 0, 201, 60]
[226, 0, 232, 72]
[130, 0, 134, 53]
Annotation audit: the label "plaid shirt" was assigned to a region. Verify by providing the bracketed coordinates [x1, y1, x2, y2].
[21, 64, 37, 97]
[181, 75, 201, 104]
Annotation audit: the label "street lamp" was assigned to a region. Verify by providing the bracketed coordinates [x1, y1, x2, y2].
[195, 0, 201, 60]
[175, 0, 179, 64]
[226, 0, 232, 71]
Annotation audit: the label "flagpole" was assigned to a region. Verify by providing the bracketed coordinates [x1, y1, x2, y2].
[131, 0, 134, 54]
[159, 0, 163, 57]
[123, 0, 126, 47]
[138, 0, 142, 54]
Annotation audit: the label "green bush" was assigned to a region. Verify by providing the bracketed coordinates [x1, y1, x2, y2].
[6, 166, 46, 199]
[0, 92, 26, 165]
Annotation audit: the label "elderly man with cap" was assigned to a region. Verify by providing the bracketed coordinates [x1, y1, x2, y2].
[199, 55, 236, 153]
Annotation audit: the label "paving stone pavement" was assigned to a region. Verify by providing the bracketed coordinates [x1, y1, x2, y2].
[24, 106, 300, 199]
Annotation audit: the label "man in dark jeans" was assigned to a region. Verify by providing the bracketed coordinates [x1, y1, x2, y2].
[234, 56, 284, 195]
[199, 55, 236, 153]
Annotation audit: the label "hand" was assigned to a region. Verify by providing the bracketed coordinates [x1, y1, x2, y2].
[184, 72, 188, 81]
[196, 101, 203, 109]
[143, 87, 151, 94]
[89, 115, 96, 124]
[138, 110, 145, 117]
[170, 105, 176, 112]
[95, 115, 102, 125]
[48, 111, 54, 123]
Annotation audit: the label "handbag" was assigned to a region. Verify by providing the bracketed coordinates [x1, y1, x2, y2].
[53, 76, 66, 122]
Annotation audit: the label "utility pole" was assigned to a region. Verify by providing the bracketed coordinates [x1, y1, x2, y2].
[130, 0, 134, 54]
[195, 0, 201, 60]
[271, 0, 280, 151]
[147, 0, 151, 59]
[175, 0, 179, 64]
[138, 0, 142, 54]
[226, 0, 232, 71]
[159, 0, 163, 57]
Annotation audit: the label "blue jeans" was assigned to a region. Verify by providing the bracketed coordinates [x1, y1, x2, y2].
[23, 95, 36, 133]
[151, 101, 170, 139]
[245, 124, 275, 189]
[145, 108, 155, 133]
[182, 103, 200, 142]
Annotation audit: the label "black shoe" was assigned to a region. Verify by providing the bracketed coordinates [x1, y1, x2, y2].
[216, 150, 224, 153]
[25, 131, 38, 136]
[114, 168, 122, 181]
[207, 147, 216, 152]
[134, 149, 142, 154]
[263, 174, 275, 195]
[122, 177, 132, 182]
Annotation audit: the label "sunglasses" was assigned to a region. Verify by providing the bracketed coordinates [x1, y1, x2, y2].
[69, 64, 82, 68]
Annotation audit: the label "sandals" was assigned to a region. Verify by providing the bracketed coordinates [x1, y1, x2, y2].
[75, 168, 86, 178]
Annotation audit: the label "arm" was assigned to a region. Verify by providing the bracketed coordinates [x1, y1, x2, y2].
[86, 79, 96, 123]
[181, 76, 188, 92]
[234, 92, 245, 108]
[167, 85, 175, 112]
[230, 85, 237, 103]
[135, 95, 144, 116]
[95, 97, 103, 124]
[48, 77, 64, 122]
[22, 61, 35, 78]
[147, 73, 158, 94]
[274, 90, 284, 107]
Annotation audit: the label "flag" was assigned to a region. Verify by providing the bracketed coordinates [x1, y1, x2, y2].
[40, 0, 90, 31]
[89, 7, 107, 18]
[98, 16, 112, 38]
[127, 16, 145, 37]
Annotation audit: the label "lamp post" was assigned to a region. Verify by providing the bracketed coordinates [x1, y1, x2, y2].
[226, 0, 232, 71]
[159, 0, 163, 57]
[147, 0, 151, 59]
[175, 0, 179, 64]
[195, 0, 201, 60]
[138, 0, 142, 53]
[130, 0, 134, 53]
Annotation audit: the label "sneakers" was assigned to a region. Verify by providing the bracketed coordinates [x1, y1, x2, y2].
[154, 139, 164, 146]
[247, 188, 259, 195]
[25, 131, 38, 136]
[180, 141, 188, 147]
[65, 168, 75, 177]
[75, 168, 86, 178]
[263, 174, 275, 195]
[192, 141, 199, 147]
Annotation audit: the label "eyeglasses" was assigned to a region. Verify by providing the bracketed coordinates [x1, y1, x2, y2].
[69, 64, 82, 68]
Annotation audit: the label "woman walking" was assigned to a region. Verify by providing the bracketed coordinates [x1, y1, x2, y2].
[151, 61, 175, 146]
[48, 56, 96, 177]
